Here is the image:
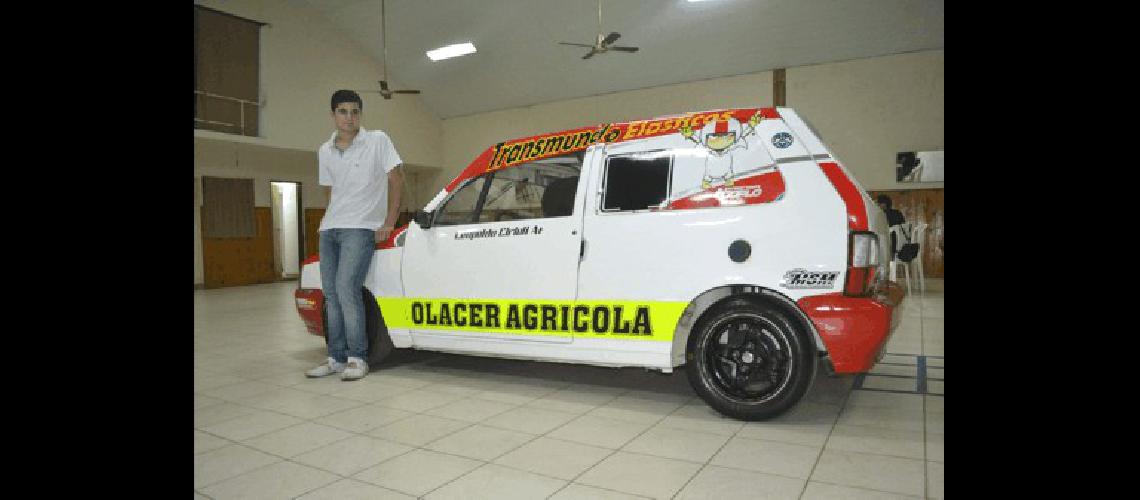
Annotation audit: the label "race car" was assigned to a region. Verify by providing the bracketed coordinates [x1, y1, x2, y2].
[296, 106, 905, 420]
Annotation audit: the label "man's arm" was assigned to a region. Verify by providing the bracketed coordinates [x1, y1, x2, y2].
[377, 165, 405, 242]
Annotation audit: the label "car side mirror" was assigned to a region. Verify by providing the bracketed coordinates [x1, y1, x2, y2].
[413, 210, 434, 229]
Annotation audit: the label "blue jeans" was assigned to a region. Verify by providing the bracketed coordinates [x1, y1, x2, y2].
[319, 228, 375, 362]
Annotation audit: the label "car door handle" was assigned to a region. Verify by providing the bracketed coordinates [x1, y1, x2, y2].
[580, 239, 587, 261]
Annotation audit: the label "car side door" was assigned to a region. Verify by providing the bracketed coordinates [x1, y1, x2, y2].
[400, 152, 587, 345]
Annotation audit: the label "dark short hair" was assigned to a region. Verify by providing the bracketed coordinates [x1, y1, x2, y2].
[330, 90, 363, 112]
[875, 195, 892, 208]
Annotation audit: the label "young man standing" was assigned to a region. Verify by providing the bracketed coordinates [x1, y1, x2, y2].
[306, 90, 404, 381]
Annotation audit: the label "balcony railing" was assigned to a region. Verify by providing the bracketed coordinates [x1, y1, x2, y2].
[194, 90, 261, 136]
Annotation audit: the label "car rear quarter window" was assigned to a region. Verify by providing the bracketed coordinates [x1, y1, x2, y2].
[602, 152, 673, 212]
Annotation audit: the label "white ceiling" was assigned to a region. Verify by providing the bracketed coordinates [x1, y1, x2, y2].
[297, 0, 944, 119]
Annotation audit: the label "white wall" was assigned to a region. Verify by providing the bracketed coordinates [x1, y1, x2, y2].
[194, 0, 445, 286]
[787, 50, 944, 190]
[194, 138, 441, 286]
[193, 0, 943, 288]
[194, 139, 323, 286]
[194, 0, 443, 166]
[439, 50, 943, 196]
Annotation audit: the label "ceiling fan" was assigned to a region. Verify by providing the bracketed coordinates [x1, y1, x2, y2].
[558, 0, 640, 60]
[357, 0, 420, 99]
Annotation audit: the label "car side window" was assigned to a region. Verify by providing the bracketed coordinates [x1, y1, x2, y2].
[434, 176, 487, 226]
[601, 152, 673, 212]
[477, 152, 583, 223]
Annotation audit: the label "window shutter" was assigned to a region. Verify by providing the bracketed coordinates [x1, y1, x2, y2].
[202, 176, 256, 238]
[194, 6, 261, 136]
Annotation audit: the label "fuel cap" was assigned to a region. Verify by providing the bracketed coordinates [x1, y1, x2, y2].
[728, 239, 751, 263]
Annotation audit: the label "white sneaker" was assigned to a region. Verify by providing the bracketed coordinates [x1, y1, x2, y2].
[306, 357, 346, 378]
[341, 357, 368, 381]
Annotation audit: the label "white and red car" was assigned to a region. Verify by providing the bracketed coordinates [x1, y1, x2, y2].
[296, 107, 905, 420]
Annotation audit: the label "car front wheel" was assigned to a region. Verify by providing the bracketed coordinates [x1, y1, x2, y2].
[321, 288, 394, 367]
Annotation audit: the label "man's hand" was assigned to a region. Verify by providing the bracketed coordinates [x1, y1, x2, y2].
[376, 226, 393, 243]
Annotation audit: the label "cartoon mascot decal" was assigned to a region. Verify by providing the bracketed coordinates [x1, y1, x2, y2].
[681, 111, 764, 189]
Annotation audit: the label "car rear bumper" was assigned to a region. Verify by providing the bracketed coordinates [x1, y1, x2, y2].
[796, 280, 906, 373]
[294, 288, 325, 337]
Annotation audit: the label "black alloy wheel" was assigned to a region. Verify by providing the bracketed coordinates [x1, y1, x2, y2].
[686, 298, 815, 421]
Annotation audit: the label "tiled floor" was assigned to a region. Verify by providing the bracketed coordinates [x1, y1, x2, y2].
[195, 280, 945, 499]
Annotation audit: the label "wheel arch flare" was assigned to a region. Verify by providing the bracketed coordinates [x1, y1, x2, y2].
[670, 285, 825, 368]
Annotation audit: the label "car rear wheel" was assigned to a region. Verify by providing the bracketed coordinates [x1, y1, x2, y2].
[686, 298, 815, 421]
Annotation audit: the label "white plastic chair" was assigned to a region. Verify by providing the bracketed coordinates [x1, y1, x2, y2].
[888, 225, 912, 294]
[910, 222, 928, 294]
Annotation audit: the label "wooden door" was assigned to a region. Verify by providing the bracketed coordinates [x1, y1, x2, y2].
[869, 189, 944, 278]
[304, 208, 325, 259]
[202, 207, 277, 288]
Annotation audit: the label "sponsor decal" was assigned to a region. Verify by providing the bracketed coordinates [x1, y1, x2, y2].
[680, 110, 765, 188]
[488, 125, 620, 172]
[772, 132, 794, 149]
[780, 268, 840, 289]
[721, 186, 764, 198]
[451, 108, 782, 193]
[626, 111, 743, 142]
[667, 168, 785, 210]
[375, 298, 689, 342]
[485, 110, 777, 174]
[455, 224, 545, 241]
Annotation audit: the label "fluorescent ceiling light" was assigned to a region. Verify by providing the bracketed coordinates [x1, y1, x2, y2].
[427, 43, 477, 61]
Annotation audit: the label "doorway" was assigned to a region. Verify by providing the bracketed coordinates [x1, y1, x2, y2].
[270, 181, 303, 280]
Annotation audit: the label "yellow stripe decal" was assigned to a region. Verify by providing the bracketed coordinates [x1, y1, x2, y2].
[376, 298, 687, 342]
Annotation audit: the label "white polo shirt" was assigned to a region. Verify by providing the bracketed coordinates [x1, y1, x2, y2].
[318, 127, 402, 231]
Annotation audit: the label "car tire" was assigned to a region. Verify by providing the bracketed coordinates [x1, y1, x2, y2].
[321, 288, 395, 367]
[686, 298, 815, 421]
[363, 289, 394, 366]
